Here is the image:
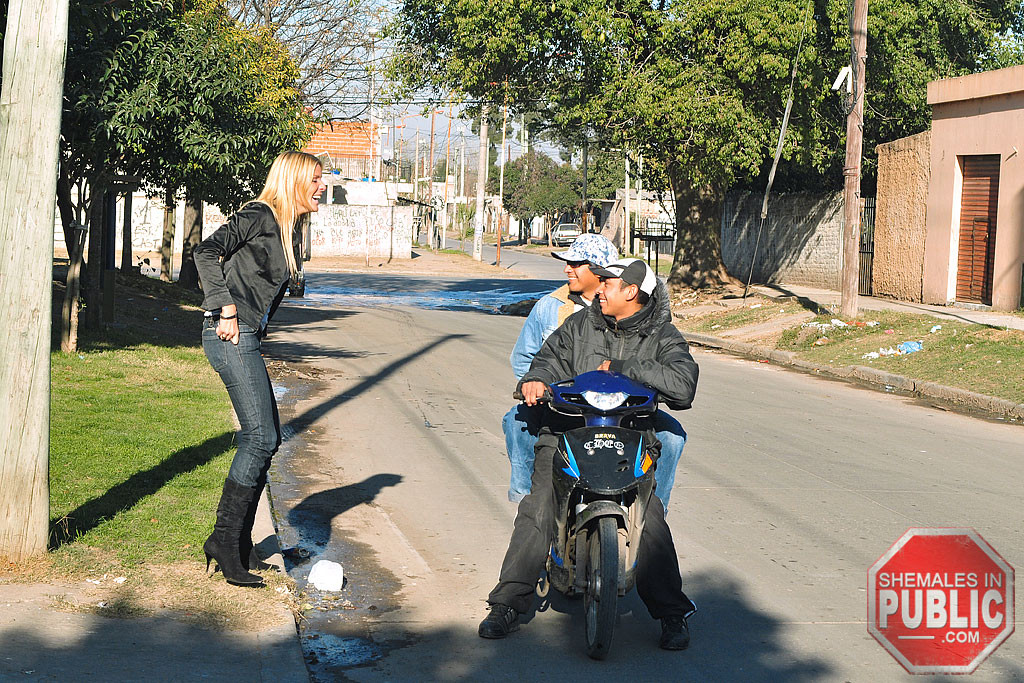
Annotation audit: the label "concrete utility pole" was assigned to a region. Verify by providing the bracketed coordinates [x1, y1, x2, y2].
[442, 105, 452, 250]
[623, 155, 630, 253]
[0, 0, 69, 560]
[840, 0, 869, 319]
[581, 140, 589, 231]
[473, 106, 490, 261]
[428, 109, 437, 250]
[497, 93, 509, 266]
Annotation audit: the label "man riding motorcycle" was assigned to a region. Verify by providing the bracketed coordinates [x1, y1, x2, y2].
[482, 258, 699, 650]
[503, 234, 688, 508]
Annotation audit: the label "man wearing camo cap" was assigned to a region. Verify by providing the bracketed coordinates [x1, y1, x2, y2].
[502, 234, 688, 510]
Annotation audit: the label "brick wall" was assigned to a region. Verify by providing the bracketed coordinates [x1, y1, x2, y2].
[303, 121, 381, 179]
[873, 131, 930, 302]
[722, 190, 844, 289]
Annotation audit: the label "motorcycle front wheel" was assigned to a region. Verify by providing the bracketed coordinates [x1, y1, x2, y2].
[584, 516, 619, 660]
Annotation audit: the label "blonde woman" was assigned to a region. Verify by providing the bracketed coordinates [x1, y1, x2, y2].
[195, 151, 325, 587]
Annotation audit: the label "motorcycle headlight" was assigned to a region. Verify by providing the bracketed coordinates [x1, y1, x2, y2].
[581, 390, 628, 411]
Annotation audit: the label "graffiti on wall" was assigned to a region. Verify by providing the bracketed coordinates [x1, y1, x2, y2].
[310, 205, 414, 258]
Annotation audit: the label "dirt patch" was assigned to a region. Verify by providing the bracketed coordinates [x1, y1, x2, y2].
[2, 551, 298, 632]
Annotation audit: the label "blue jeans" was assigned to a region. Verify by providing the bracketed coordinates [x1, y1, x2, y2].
[202, 319, 281, 488]
[503, 404, 687, 508]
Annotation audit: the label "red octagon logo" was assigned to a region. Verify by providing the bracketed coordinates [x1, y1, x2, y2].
[868, 528, 1014, 674]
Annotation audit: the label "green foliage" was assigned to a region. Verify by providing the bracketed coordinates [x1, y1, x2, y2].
[501, 152, 581, 220]
[59, 0, 313, 214]
[108, 2, 314, 211]
[389, 0, 1022, 282]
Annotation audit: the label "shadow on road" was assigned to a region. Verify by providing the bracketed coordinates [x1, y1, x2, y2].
[278, 333, 468, 440]
[264, 305, 367, 363]
[286, 474, 403, 550]
[360, 569, 865, 681]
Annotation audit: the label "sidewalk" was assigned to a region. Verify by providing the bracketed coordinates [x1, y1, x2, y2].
[681, 283, 1024, 421]
[0, 491, 308, 682]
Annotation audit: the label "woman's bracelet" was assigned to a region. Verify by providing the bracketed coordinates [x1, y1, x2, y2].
[219, 314, 237, 320]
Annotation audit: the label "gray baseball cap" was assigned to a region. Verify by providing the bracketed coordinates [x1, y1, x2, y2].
[588, 257, 657, 296]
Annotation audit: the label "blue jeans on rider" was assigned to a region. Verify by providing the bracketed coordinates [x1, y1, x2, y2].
[503, 403, 687, 508]
[202, 318, 281, 489]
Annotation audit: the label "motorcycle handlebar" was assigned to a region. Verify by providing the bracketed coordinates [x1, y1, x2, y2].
[513, 388, 552, 402]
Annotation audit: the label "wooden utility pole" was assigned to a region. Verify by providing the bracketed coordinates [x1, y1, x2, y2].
[413, 131, 420, 203]
[473, 106, 490, 261]
[840, 0, 869, 319]
[0, 0, 70, 560]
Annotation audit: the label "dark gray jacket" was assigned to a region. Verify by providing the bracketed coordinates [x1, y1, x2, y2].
[194, 202, 296, 334]
[520, 280, 698, 411]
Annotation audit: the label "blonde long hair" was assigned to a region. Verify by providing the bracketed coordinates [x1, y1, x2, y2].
[252, 150, 321, 276]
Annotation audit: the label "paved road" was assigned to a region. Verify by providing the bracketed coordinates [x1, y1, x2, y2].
[265, 270, 1024, 681]
[423, 233, 570, 281]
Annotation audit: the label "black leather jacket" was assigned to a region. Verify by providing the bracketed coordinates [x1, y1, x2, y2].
[519, 280, 699, 411]
[194, 202, 297, 334]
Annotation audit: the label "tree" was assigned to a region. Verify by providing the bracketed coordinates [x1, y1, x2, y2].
[501, 152, 582, 232]
[390, 0, 1023, 289]
[227, 0, 385, 114]
[0, 0, 69, 560]
[111, 1, 313, 287]
[56, 0, 312, 319]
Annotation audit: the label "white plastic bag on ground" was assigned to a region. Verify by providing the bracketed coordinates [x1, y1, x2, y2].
[308, 560, 345, 591]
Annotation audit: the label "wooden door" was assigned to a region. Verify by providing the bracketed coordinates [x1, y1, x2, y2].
[956, 155, 1000, 304]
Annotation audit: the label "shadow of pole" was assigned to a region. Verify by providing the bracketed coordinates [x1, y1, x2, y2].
[49, 431, 236, 548]
[281, 333, 469, 439]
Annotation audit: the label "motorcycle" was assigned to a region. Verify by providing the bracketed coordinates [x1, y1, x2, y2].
[524, 370, 661, 660]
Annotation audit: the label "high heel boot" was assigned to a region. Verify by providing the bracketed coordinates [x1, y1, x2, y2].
[204, 479, 265, 587]
[239, 479, 274, 571]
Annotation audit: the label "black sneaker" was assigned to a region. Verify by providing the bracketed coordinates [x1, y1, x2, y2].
[659, 615, 690, 650]
[478, 604, 519, 639]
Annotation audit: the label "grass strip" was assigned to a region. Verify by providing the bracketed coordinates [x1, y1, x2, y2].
[676, 295, 1024, 405]
[48, 272, 236, 567]
[779, 310, 1024, 403]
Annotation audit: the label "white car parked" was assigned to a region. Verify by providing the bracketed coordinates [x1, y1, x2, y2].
[552, 223, 582, 246]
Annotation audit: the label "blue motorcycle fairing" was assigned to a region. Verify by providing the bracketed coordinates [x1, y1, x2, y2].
[560, 427, 653, 495]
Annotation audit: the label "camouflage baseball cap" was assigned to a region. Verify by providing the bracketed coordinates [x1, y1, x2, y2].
[551, 233, 620, 268]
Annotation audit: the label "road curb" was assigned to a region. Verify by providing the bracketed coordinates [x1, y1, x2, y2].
[683, 332, 1024, 421]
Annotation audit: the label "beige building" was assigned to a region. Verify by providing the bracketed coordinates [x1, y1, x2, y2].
[921, 66, 1024, 310]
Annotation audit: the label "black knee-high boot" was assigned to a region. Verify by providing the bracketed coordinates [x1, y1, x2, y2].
[239, 477, 274, 571]
[205, 479, 265, 587]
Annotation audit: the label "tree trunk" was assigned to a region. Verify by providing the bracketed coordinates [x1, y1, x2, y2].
[61, 224, 87, 353]
[120, 190, 133, 272]
[0, 0, 69, 561]
[665, 171, 736, 291]
[160, 187, 175, 282]
[83, 179, 104, 329]
[178, 192, 202, 290]
[56, 159, 75, 249]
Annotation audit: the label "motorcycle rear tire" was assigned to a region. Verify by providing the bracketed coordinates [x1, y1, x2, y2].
[584, 516, 618, 660]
